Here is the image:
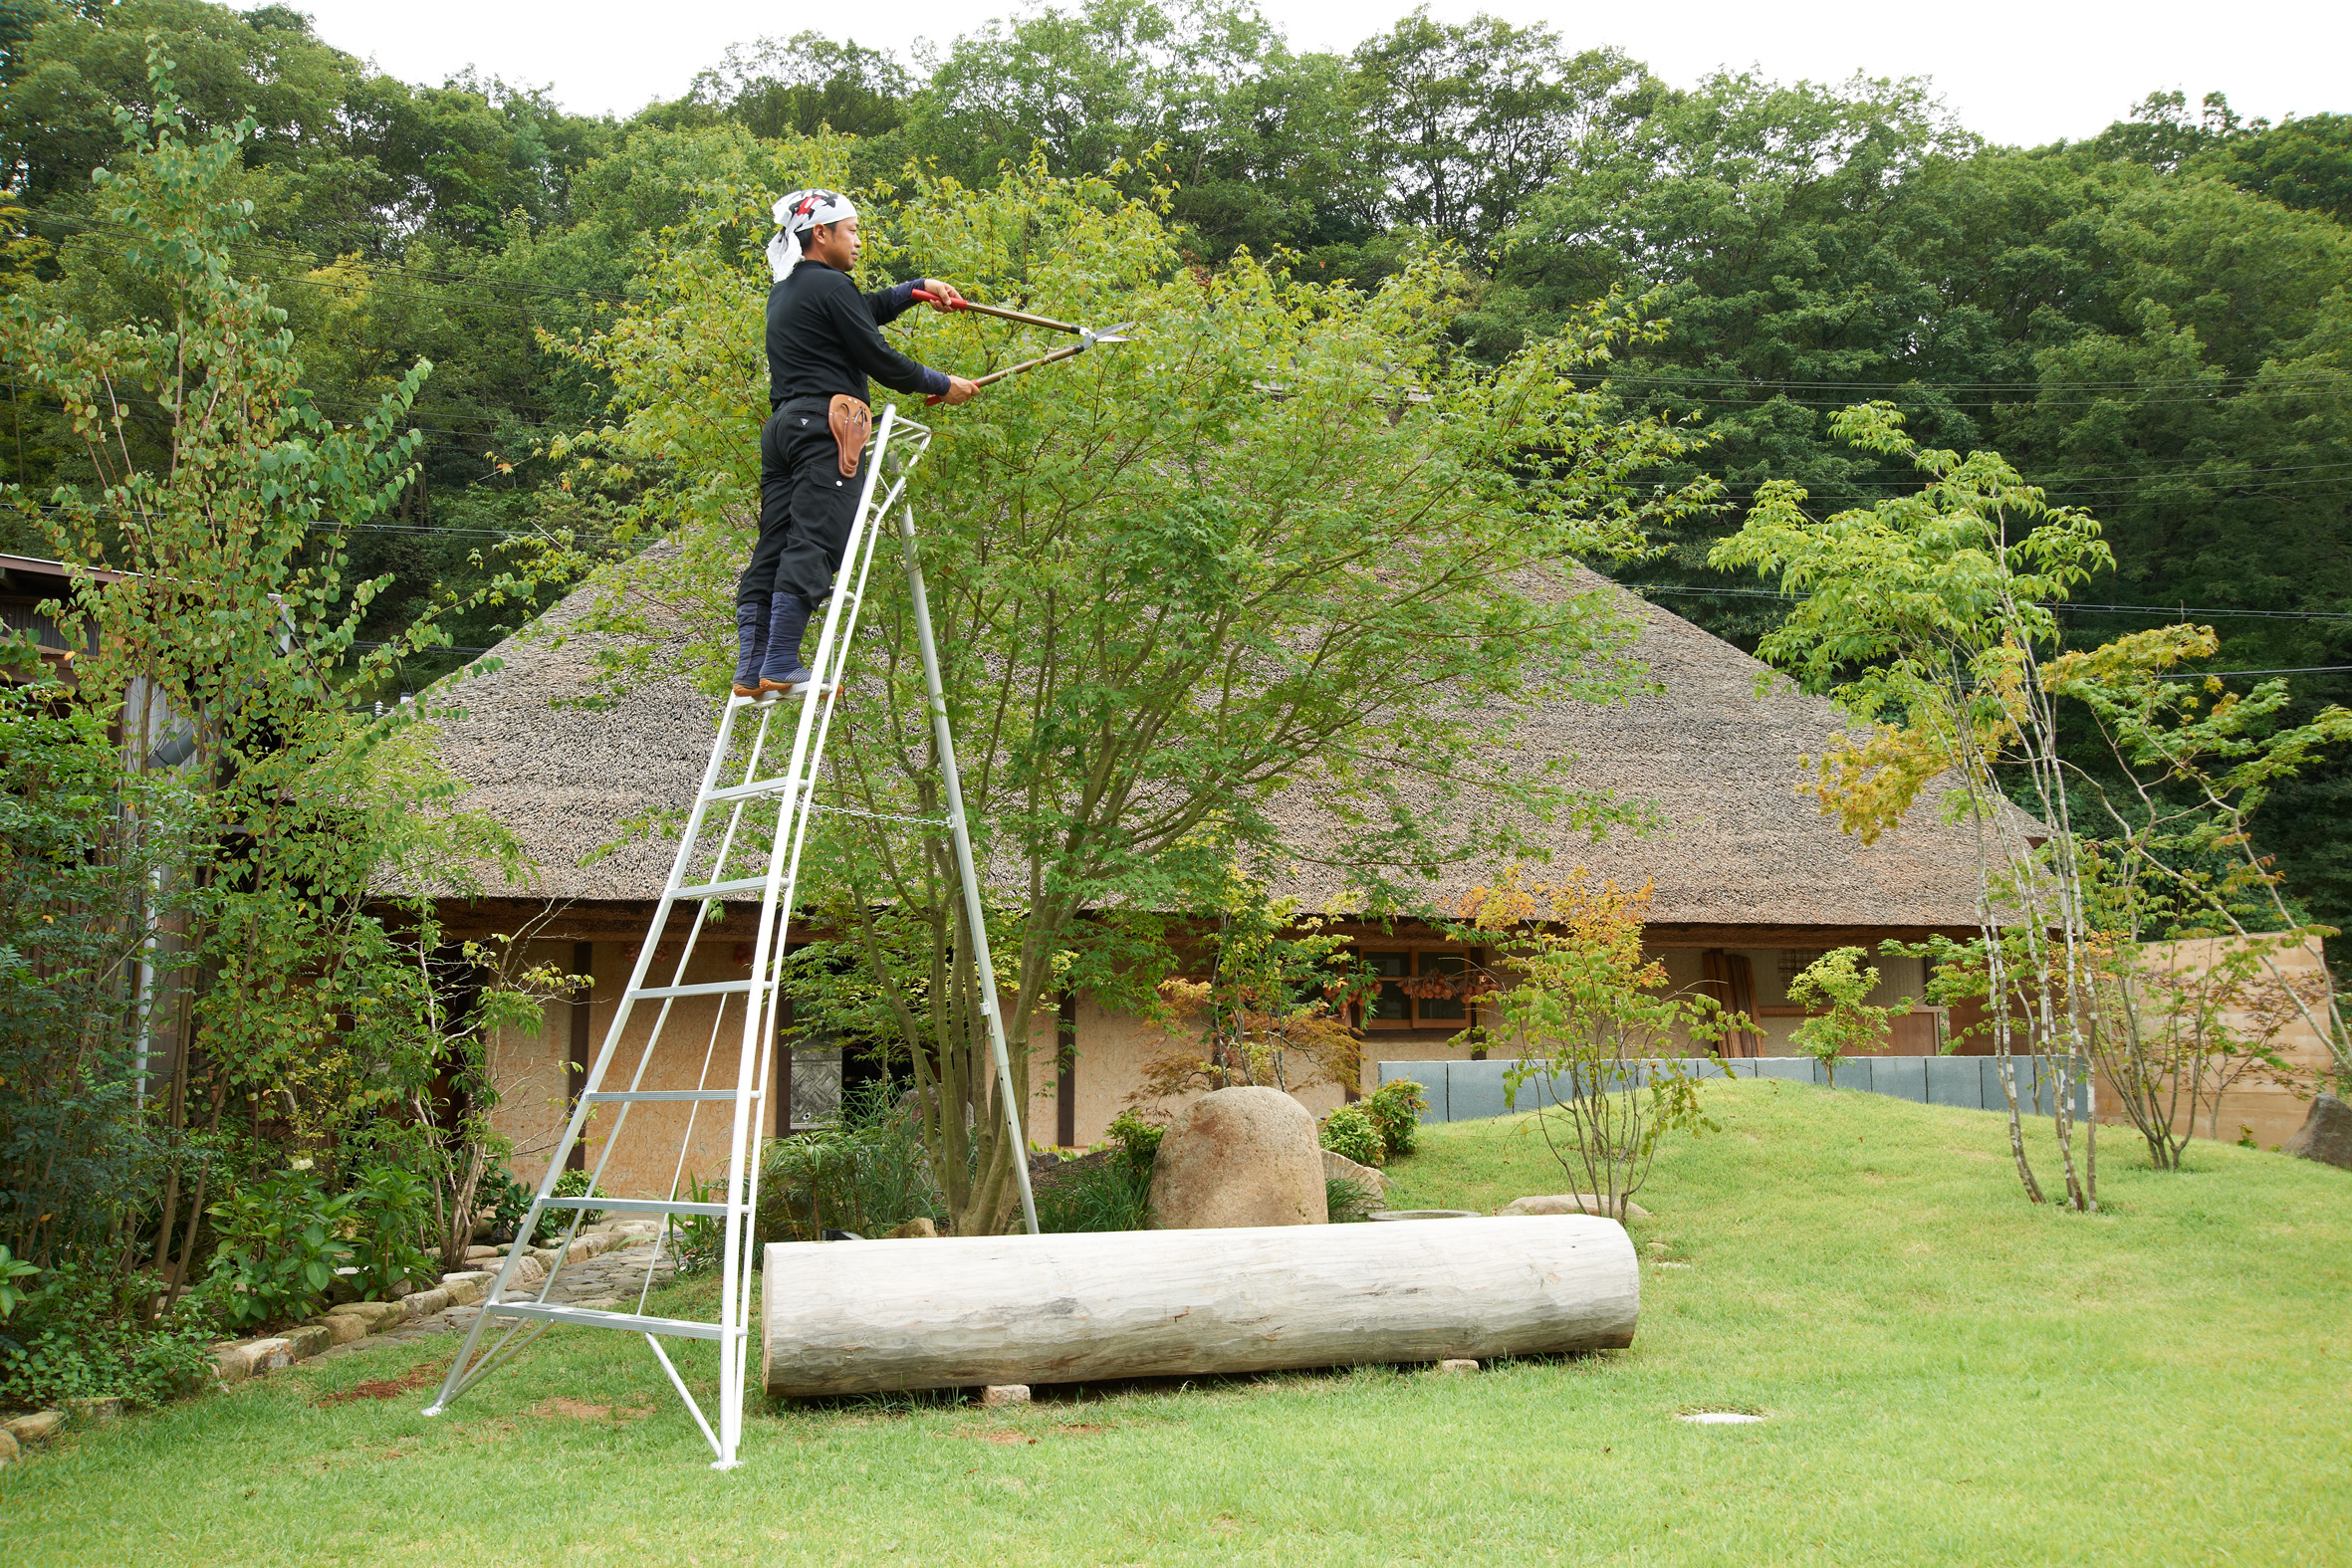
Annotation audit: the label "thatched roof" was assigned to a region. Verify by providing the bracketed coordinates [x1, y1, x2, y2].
[425, 553, 2002, 929]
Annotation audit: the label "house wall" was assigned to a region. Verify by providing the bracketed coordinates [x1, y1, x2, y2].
[489, 936, 781, 1198]
[1714, 947, 1937, 1054]
[480, 913, 1993, 1181]
[2095, 936, 2337, 1151]
[489, 939, 578, 1189]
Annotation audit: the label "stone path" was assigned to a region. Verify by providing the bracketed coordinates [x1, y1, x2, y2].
[309, 1227, 683, 1363]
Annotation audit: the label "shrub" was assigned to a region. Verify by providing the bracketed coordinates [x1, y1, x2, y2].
[347, 1158, 436, 1298]
[1033, 1152, 1153, 1232]
[1363, 1079, 1428, 1160]
[1319, 1104, 1384, 1167]
[203, 1164, 356, 1330]
[0, 1265, 216, 1410]
[483, 1168, 533, 1241]
[1104, 1108, 1165, 1174]
[759, 1079, 944, 1243]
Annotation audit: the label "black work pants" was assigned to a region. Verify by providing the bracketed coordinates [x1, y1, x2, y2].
[737, 399, 870, 609]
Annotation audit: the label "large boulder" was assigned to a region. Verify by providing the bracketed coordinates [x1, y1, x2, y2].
[2281, 1093, 2352, 1170]
[1148, 1087, 1326, 1230]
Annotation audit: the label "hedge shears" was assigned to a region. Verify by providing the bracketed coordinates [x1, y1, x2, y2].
[913, 289, 1135, 404]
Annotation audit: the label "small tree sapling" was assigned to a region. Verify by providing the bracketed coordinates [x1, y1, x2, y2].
[1456, 870, 1744, 1222]
[1785, 948, 1909, 1087]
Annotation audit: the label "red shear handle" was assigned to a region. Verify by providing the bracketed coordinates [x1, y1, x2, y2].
[911, 287, 965, 310]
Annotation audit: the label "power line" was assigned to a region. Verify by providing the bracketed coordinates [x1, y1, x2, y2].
[1574, 367, 2347, 393]
[2150, 666, 2352, 678]
[1615, 582, 2352, 622]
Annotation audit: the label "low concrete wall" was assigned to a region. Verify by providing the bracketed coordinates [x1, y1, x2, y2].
[1379, 1054, 2090, 1121]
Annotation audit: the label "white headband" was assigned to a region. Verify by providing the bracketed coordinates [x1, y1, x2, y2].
[767, 188, 858, 281]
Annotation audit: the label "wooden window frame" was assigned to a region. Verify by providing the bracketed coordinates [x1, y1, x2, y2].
[1355, 946, 1483, 1031]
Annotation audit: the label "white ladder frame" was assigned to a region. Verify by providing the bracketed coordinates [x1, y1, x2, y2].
[423, 405, 1042, 1469]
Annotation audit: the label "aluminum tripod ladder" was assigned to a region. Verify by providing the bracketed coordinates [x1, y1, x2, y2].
[424, 405, 1042, 1469]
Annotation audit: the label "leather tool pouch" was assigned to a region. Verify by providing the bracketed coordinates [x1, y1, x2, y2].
[826, 394, 871, 478]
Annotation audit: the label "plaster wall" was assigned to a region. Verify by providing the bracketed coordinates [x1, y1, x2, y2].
[489, 938, 779, 1198]
[489, 939, 576, 1189]
[2097, 936, 2338, 1150]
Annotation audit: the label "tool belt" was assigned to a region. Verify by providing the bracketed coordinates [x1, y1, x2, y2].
[826, 394, 869, 478]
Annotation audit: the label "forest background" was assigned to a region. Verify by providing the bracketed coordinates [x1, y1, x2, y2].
[5, 0, 2352, 944]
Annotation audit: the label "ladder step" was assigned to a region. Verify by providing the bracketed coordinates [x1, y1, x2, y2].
[673, 876, 771, 900]
[628, 980, 767, 1001]
[708, 776, 803, 804]
[481, 1301, 735, 1341]
[585, 1090, 756, 1104]
[541, 1196, 731, 1216]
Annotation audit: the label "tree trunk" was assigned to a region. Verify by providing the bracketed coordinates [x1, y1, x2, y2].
[762, 1215, 1639, 1395]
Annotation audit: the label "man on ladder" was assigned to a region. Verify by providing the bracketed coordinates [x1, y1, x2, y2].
[736, 189, 982, 698]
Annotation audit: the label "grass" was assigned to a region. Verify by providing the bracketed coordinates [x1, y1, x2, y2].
[7, 1080, 2347, 1565]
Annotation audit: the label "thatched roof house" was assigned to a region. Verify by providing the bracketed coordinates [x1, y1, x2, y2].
[427, 560, 2005, 1178]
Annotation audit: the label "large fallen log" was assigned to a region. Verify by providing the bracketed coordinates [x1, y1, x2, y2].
[761, 1214, 1638, 1396]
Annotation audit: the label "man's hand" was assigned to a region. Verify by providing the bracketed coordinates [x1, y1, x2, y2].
[921, 279, 968, 312]
[940, 376, 982, 405]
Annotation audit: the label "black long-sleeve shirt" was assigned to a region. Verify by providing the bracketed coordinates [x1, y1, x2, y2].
[766, 261, 951, 408]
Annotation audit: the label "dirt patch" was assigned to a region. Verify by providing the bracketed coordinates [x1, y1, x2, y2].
[315, 1361, 446, 1407]
[527, 1397, 615, 1420]
[955, 1421, 1103, 1445]
[961, 1427, 1039, 1446]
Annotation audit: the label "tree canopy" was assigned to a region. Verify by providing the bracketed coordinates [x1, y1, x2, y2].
[5, 0, 2351, 938]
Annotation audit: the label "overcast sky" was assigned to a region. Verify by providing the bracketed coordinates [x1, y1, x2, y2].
[288, 0, 2347, 149]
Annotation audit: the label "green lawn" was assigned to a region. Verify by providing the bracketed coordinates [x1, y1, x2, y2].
[9, 1081, 2347, 1565]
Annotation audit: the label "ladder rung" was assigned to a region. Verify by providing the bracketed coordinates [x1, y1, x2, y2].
[540, 1196, 730, 1216]
[628, 980, 767, 1001]
[585, 1089, 756, 1104]
[480, 1301, 735, 1340]
[673, 876, 770, 900]
[708, 777, 800, 803]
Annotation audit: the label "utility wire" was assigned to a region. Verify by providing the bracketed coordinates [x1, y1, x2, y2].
[1615, 582, 2352, 622]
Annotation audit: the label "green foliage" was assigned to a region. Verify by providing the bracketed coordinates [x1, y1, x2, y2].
[1032, 1152, 1153, 1233]
[532, 1168, 601, 1245]
[1716, 409, 2351, 1203]
[1458, 870, 1733, 1220]
[758, 1080, 945, 1242]
[557, 154, 1708, 1237]
[1323, 1174, 1377, 1224]
[344, 1157, 435, 1298]
[663, 1173, 723, 1275]
[200, 1164, 355, 1330]
[0, 1243, 37, 1320]
[1785, 949, 1909, 1088]
[482, 1168, 533, 1239]
[1318, 1104, 1384, 1168]
[1144, 866, 1371, 1101]
[0, 45, 565, 1314]
[0, 684, 189, 1264]
[1362, 1078, 1428, 1160]
[1103, 1108, 1166, 1176]
[0, 1263, 216, 1413]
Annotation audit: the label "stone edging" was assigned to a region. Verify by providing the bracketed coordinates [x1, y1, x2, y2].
[0, 1224, 664, 1465]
